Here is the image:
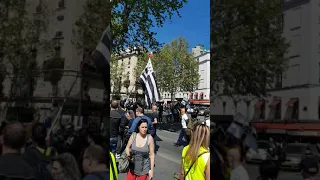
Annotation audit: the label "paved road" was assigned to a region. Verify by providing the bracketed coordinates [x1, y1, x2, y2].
[118, 115, 303, 180]
[245, 163, 303, 180]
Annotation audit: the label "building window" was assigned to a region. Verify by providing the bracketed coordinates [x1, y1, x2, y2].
[284, 98, 299, 120]
[200, 93, 204, 99]
[55, 31, 63, 38]
[268, 98, 281, 120]
[57, 15, 64, 21]
[194, 93, 198, 100]
[253, 100, 265, 121]
[54, 46, 61, 58]
[58, 0, 65, 8]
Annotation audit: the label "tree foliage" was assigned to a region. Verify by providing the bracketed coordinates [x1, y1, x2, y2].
[0, 0, 51, 98]
[136, 37, 199, 100]
[73, 0, 110, 61]
[112, 0, 187, 54]
[210, 0, 290, 98]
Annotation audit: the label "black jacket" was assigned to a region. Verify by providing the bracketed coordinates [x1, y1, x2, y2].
[110, 109, 125, 138]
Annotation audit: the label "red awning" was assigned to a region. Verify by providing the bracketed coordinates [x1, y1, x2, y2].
[200, 92, 204, 96]
[252, 122, 320, 131]
[189, 99, 210, 105]
[255, 100, 264, 108]
[286, 98, 297, 108]
[269, 99, 280, 107]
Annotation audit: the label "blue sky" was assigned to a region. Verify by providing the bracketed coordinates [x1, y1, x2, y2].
[152, 0, 210, 51]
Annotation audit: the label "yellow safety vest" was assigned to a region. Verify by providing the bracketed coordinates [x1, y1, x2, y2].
[36, 147, 52, 156]
[110, 152, 118, 180]
[182, 145, 210, 180]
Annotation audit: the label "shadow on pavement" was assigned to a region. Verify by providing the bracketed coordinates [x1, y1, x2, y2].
[157, 122, 181, 133]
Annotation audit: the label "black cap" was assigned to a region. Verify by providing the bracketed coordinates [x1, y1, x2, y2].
[301, 157, 319, 175]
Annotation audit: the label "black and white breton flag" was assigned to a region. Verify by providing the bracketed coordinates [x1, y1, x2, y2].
[92, 24, 111, 106]
[140, 56, 160, 106]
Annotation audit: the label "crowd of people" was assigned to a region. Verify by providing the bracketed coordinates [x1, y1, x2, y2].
[1, 98, 319, 180]
[110, 99, 211, 180]
[0, 117, 110, 180]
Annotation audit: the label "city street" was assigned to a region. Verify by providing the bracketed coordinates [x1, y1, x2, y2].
[118, 115, 304, 180]
[118, 129, 183, 179]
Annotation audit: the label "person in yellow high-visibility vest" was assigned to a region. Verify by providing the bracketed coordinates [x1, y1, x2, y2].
[110, 151, 118, 180]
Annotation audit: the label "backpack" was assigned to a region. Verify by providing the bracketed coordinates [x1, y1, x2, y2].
[34, 147, 53, 180]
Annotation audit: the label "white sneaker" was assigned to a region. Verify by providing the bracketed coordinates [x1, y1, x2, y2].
[116, 154, 120, 159]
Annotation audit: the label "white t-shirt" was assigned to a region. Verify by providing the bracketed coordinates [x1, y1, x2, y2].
[181, 114, 188, 129]
[230, 165, 249, 180]
[206, 119, 210, 127]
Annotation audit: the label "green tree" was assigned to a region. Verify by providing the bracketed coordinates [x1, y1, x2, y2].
[73, 0, 110, 58]
[112, 0, 187, 54]
[137, 37, 199, 101]
[0, 0, 51, 98]
[210, 0, 289, 98]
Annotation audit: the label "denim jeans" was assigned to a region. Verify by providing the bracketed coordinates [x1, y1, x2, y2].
[152, 130, 157, 153]
[176, 128, 185, 145]
[116, 135, 122, 154]
[110, 137, 118, 155]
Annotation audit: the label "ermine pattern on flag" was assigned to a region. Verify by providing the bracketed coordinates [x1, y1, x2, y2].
[140, 58, 160, 106]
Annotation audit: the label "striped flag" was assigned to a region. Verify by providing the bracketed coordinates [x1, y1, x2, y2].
[91, 24, 111, 105]
[227, 121, 244, 139]
[140, 55, 160, 106]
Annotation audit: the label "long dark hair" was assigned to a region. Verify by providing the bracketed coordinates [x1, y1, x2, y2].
[135, 119, 149, 133]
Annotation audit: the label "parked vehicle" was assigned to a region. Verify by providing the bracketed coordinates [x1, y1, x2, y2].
[198, 107, 210, 116]
[246, 141, 270, 163]
[281, 143, 313, 170]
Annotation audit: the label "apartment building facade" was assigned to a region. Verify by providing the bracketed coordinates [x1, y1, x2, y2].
[211, 0, 320, 121]
[111, 49, 143, 99]
[1, 0, 105, 120]
[188, 45, 210, 106]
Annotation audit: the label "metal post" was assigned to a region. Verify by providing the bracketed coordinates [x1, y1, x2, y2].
[77, 70, 83, 129]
